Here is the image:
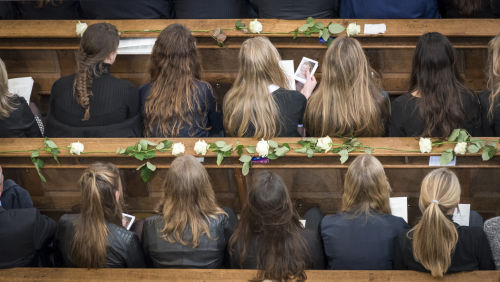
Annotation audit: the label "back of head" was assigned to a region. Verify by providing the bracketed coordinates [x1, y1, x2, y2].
[342, 154, 391, 215]
[223, 37, 287, 139]
[0, 58, 17, 119]
[411, 168, 460, 277]
[230, 171, 309, 281]
[410, 32, 466, 137]
[159, 155, 224, 247]
[73, 23, 120, 121]
[145, 24, 205, 137]
[70, 162, 123, 268]
[487, 33, 500, 118]
[304, 37, 387, 137]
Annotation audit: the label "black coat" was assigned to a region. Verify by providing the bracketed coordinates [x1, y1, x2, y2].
[0, 179, 33, 210]
[80, 0, 173, 19]
[0, 95, 42, 138]
[248, 0, 338, 19]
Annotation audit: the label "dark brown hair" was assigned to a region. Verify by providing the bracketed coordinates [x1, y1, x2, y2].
[409, 32, 469, 137]
[452, 0, 483, 16]
[73, 23, 119, 121]
[229, 171, 310, 281]
[144, 24, 210, 137]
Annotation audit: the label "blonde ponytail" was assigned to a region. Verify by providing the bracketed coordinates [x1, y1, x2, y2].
[410, 168, 460, 277]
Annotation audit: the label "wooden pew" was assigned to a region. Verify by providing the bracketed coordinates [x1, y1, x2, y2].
[0, 19, 498, 116]
[0, 268, 498, 282]
[1, 137, 499, 224]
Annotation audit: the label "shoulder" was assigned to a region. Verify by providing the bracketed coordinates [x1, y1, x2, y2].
[484, 217, 500, 234]
[320, 213, 345, 228]
[104, 73, 138, 92]
[143, 214, 163, 228]
[108, 223, 139, 246]
[457, 225, 488, 241]
[392, 93, 414, 106]
[52, 74, 75, 90]
[380, 214, 409, 229]
[273, 88, 306, 103]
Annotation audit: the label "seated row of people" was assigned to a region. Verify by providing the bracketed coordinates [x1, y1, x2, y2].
[1, 0, 500, 20]
[1, 155, 498, 280]
[1, 23, 500, 139]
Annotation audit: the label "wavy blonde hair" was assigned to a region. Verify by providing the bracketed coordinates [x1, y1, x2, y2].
[304, 37, 388, 137]
[342, 154, 392, 215]
[0, 58, 18, 119]
[410, 168, 460, 278]
[157, 155, 225, 247]
[223, 37, 288, 139]
[487, 33, 500, 119]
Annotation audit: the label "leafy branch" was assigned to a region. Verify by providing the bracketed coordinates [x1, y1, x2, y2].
[293, 17, 345, 45]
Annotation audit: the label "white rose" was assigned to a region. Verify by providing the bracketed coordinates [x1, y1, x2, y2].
[194, 140, 210, 156]
[454, 142, 467, 155]
[346, 23, 361, 37]
[419, 138, 432, 153]
[256, 139, 269, 157]
[69, 141, 84, 155]
[316, 136, 333, 152]
[76, 21, 88, 37]
[248, 19, 263, 34]
[172, 142, 185, 156]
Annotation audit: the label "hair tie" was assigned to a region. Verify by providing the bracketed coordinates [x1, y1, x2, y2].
[431, 200, 439, 204]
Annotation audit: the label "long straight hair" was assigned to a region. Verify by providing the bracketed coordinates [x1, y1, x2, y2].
[452, 0, 483, 16]
[73, 23, 119, 121]
[70, 163, 123, 268]
[304, 37, 388, 137]
[0, 58, 18, 119]
[342, 154, 392, 215]
[223, 37, 288, 139]
[229, 171, 310, 281]
[410, 168, 460, 278]
[487, 33, 500, 118]
[144, 24, 210, 137]
[157, 155, 225, 247]
[410, 32, 469, 137]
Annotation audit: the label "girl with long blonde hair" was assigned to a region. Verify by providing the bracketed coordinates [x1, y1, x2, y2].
[55, 163, 145, 268]
[321, 154, 408, 269]
[223, 37, 316, 139]
[394, 168, 494, 277]
[480, 33, 500, 136]
[304, 36, 389, 137]
[142, 155, 237, 268]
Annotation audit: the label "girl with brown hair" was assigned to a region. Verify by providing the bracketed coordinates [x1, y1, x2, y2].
[46, 23, 141, 137]
[394, 168, 494, 277]
[141, 24, 222, 137]
[303, 36, 390, 137]
[229, 171, 324, 281]
[480, 33, 500, 136]
[321, 154, 408, 269]
[223, 37, 316, 139]
[55, 163, 145, 268]
[142, 155, 237, 268]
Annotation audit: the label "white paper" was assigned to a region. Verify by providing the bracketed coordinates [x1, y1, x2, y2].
[299, 219, 306, 228]
[8, 77, 34, 104]
[122, 213, 135, 230]
[429, 156, 456, 166]
[364, 24, 387, 35]
[279, 60, 296, 90]
[453, 204, 470, 226]
[390, 197, 408, 223]
[118, 38, 157, 55]
[196, 157, 205, 163]
[294, 57, 318, 84]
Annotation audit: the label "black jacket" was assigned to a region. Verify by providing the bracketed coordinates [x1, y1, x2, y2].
[80, 0, 173, 19]
[172, 0, 249, 18]
[55, 214, 146, 268]
[0, 95, 42, 138]
[0, 179, 33, 210]
[249, 0, 338, 19]
[0, 206, 56, 268]
[479, 90, 500, 136]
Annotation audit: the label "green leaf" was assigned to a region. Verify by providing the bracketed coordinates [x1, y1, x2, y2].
[215, 141, 227, 148]
[136, 143, 142, 152]
[144, 150, 156, 159]
[267, 153, 279, 160]
[448, 129, 460, 142]
[156, 142, 165, 150]
[120, 148, 126, 154]
[298, 24, 309, 32]
[236, 145, 243, 155]
[467, 144, 480, 153]
[31, 150, 40, 158]
[275, 146, 290, 157]
[162, 140, 173, 149]
[440, 149, 455, 165]
[146, 161, 156, 172]
[268, 140, 279, 148]
[217, 152, 224, 166]
[295, 147, 308, 154]
[293, 29, 298, 39]
[32, 157, 46, 182]
[314, 22, 324, 29]
[220, 144, 232, 152]
[246, 146, 256, 154]
[239, 155, 252, 163]
[318, 29, 323, 38]
[44, 138, 58, 149]
[321, 29, 330, 42]
[242, 161, 250, 176]
[482, 146, 496, 161]
[339, 149, 349, 164]
[457, 130, 469, 143]
[328, 23, 345, 34]
[139, 139, 149, 149]
[327, 37, 334, 47]
[51, 148, 60, 164]
[139, 165, 154, 183]
[306, 148, 314, 158]
[305, 30, 311, 37]
[304, 137, 318, 143]
[235, 21, 245, 30]
[306, 17, 315, 24]
[134, 152, 145, 161]
[116, 147, 121, 153]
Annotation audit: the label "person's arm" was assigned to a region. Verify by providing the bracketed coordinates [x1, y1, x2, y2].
[125, 234, 147, 268]
[392, 234, 408, 270]
[299, 70, 317, 100]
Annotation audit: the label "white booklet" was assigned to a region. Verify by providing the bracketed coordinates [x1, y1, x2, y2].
[122, 213, 136, 230]
[452, 204, 470, 226]
[279, 60, 296, 90]
[118, 38, 156, 55]
[390, 197, 408, 223]
[8, 77, 34, 104]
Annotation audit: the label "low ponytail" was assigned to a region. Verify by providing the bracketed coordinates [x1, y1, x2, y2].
[410, 168, 460, 277]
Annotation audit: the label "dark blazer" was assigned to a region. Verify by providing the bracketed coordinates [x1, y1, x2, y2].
[321, 211, 409, 270]
[13, 0, 81, 19]
[0, 206, 56, 268]
[393, 223, 495, 272]
[0, 95, 42, 138]
[0, 1, 17, 19]
[80, 0, 173, 19]
[340, 0, 440, 18]
[172, 0, 249, 18]
[0, 179, 33, 210]
[55, 214, 146, 268]
[249, 0, 338, 19]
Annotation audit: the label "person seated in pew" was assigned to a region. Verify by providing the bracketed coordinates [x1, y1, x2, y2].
[480, 34, 500, 136]
[393, 168, 495, 277]
[55, 162, 146, 268]
[438, 0, 500, 18]
[0, 58, 43, 138]
[0, 1, 17, 19]
[484, 217, 500, 269]
[0, 165, 33, 210]
[389, 32, 482, 137]
[223, 37, 316, 139]
[248, 0, 338, 19]
[141, 24, 222, 137]
[13, 0, 81, 19]
[339, 0, 440, 18]
[46, 23, 141, 137]
[171, 0, 249, 19]
[0, 168, 56, 268]
[229, 171, 324, 280]
[142, 155, 237, 268]
[320, 154, 409, 270]
[303, 37, 390, 137]
[80, 0, 173, 19]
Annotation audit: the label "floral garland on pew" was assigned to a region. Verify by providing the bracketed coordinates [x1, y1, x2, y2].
[1, 129, 498, 183]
